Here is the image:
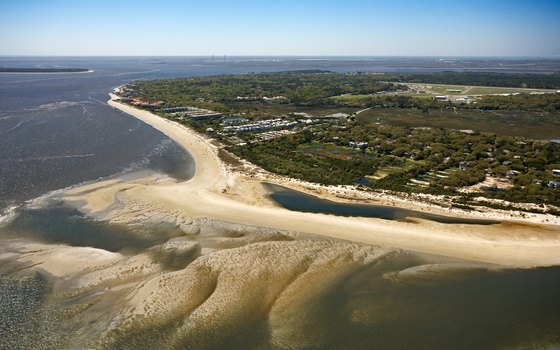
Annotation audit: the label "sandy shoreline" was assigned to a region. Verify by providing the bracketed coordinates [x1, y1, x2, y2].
[1, 91, 559, 348]
[55, 93, 560, 267]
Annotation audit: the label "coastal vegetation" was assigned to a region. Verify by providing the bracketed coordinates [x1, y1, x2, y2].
[123, 71, 560, 211]
[356, 108, 560, 139]
[377, 71, 560, 89]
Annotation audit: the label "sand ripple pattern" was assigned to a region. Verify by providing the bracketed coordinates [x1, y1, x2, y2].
[99, 240, 393, 349]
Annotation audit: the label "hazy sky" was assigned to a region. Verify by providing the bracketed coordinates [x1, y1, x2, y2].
[1, 0, 559, 56]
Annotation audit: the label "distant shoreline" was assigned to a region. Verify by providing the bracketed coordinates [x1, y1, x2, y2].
[0, 68, 93, 74]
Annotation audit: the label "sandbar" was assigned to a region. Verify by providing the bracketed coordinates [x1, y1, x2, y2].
[60, 93, 560, 267]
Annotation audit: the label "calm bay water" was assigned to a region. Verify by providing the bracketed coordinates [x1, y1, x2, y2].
[1, 57, 560, 349]
[264, 183, 499, 225]
[2, 56, 560, 213]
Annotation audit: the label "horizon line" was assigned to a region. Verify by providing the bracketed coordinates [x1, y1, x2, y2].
[1, 54, 560, 59]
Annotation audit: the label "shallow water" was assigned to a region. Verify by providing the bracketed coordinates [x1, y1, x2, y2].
[0, 269, 53, 350]
[264, 183, 499, 225]
[98, 252, 560, 350]
[1, 205, 185, 253]
[0, 203, 559, 349]
[2, 57, 560, 349]
[3, 56, 559, 213]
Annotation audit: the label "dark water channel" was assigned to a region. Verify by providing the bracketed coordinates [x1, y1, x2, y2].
[264, 183, 499, 225]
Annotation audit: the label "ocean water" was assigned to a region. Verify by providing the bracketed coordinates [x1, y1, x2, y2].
[1, 205, 559, 349]
[2, 57, 560, 349]
[2, 56, 560, 213]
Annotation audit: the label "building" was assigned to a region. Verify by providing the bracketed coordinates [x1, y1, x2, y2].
[553, 169, 560, 177]
[186, 112, 223, 120]
[349, 141, 368, 150]
[548, 181, 560, 189]
[222, 118, 297, 134]
[129, 97, 163, 109]
[165, 106, 223, 120]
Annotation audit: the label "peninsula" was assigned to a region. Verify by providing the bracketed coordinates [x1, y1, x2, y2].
[58, 89, 560, 267]
[0, 67, 90, 73]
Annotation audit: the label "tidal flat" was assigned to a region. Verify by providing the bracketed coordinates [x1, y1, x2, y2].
[1, 202, 560, 350]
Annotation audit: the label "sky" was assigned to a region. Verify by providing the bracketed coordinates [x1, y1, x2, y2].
[0, 0, 559, 57]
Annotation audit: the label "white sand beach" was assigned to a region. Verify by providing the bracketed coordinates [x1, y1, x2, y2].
[56, 94, 560, 268]
[2, 92, 559, 349]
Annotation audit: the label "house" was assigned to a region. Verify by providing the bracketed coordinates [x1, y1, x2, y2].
[459, 161, 468, 170]
[349, 141, 368, 150]
[548, 181, 560, 189]
[506, 170, 520, 178]
[552, 169, 560, 177]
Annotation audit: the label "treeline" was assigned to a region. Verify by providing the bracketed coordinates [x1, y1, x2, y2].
[339, 93, 560, 112]
[228, 132, 378, 185]
[135, 72, 405, 109]
[134, 71, 560, 113]
[380, 72, 560, 89]
[224, 118, 560, 206]
[476, 93, 560, 111]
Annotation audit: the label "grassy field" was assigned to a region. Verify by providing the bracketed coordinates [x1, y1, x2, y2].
[404, 83, 557, 96]
[371, 159, 425, 180]
[357, 108, 560, 139]
[330, 83, 558, 104]
[332, 93, 435, 102]
[464, 86, 557, 95]
[415, 84, 469, 94]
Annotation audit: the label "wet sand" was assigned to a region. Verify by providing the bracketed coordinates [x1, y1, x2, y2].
[58, 94, 560, 268]
[2, 92, 559, 349]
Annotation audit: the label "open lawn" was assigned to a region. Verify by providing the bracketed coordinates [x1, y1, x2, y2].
[405, 83, 557, 96]
[464, 86, 557, 95]
[357, 108, 560, 139]
[333, 93, 435, 101]
[371, 159, 425, 180]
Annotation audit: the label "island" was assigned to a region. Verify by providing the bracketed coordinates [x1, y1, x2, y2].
[6, 69, 560, 349]
[59, 70, 560, 267]
[0, 67, 91, 73]
[120, 71, 560, 214]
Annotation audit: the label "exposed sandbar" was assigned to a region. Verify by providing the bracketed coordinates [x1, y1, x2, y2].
[60, 94, 560, 267]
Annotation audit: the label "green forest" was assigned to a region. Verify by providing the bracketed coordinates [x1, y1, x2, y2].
[128, 70, 560, 212]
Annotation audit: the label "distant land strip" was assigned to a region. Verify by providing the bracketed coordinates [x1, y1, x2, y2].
[0, 67, 90, 73]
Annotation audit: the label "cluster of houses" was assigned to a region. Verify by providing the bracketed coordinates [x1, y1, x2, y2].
[128, 97, 163, 109]
[164, 106, 223, 121]
[235, 95, 288, 102]
[222, 118, 297, 134]
[503, 169, 560, 189]
[114, 86, 165, 109]
[550, 169, 560, 188]
[349, 141, 369, 150]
